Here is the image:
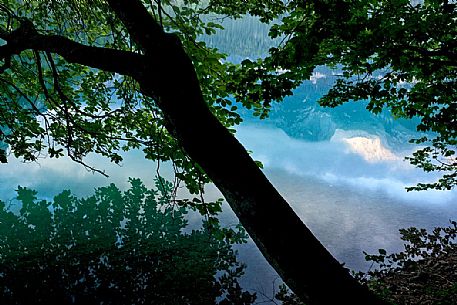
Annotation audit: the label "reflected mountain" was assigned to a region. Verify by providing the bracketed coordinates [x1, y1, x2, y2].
[0, 178, 255, 305]
[202, 16, 423, 153]
[258, 69, 422, 152]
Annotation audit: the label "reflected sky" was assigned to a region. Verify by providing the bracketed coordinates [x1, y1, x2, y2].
[0, 150, 163, 200]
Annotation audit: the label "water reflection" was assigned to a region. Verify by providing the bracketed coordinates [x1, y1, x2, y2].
[0, 178, 255, 305]
[1, 124, 456, 304]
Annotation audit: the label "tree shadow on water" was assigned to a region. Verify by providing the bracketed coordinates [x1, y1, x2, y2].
[0, 178, 255, 305]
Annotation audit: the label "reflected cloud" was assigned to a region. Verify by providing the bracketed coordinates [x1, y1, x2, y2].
[236, 124, 457, 205]
[331, 129, 400, 162]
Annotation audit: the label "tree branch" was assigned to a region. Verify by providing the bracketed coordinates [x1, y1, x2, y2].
[0, 21, 145, 78]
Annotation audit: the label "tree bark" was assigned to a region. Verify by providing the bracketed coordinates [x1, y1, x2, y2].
[1, 1, 390, 304]
[105, 1, 388, 304]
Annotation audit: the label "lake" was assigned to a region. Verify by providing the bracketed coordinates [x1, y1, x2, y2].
[1, 120, 455, 303]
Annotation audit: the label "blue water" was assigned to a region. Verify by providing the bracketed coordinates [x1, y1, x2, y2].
[1, 122, 455, 302]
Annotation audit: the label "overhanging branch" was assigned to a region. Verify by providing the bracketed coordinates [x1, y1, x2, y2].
[0, 20, 145, 78]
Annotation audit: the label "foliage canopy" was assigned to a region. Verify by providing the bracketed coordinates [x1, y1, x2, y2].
[0, 0, 455, 190]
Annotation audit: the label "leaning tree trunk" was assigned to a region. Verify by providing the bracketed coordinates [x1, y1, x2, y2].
[106, 1, 388, 305]
[144, 45, 388, 305]
[2, 0, 389, 303]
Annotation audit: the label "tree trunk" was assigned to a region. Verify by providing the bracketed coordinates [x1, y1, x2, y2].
[105, 3, 387, 304]
[133, 38, 387, 305]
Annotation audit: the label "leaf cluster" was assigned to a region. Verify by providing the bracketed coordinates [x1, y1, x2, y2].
[358, 220, 457, 277]
[0, 1, 246, 191]
[354, 221, 457, 304]
[262, 0, 457, 190]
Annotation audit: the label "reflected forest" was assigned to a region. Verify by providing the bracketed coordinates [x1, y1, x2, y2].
[0, 179, 255, 305]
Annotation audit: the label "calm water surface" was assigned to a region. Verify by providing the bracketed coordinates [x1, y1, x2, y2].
[1, 123, 456, 302]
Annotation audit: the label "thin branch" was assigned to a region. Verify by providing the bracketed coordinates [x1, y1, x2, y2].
[34, 50, 52, 99]
[45, 51, 74, 156]
[68, 154, 109, 177]
[0, 76, 46, 119]
[157, 0, 163, 29]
